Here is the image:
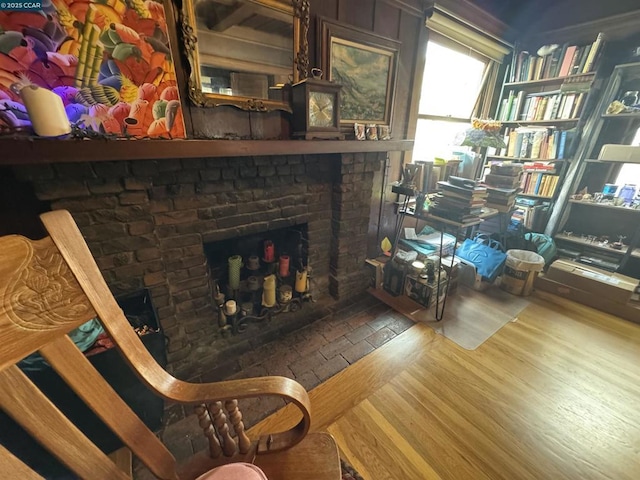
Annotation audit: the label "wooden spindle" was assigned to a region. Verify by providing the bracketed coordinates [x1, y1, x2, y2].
[210, 401, 237, 456]
[194, 404, 222, 458]
[225, 399, 251, 454]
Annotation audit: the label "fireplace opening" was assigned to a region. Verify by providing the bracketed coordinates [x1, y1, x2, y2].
[204, 224, 310, 334]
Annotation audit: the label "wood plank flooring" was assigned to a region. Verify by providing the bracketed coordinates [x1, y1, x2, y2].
[249, 291, 640, 479]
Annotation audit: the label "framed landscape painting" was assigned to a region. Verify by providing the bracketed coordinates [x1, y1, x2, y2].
[319, 18, 400, 126]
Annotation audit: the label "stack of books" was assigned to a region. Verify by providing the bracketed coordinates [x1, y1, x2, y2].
[432, 177, 487, 224]
[484, 164, 522, 213]
[485, 187, 519, 213]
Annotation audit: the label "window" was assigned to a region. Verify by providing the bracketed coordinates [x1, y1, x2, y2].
[410, 7, 512, 177]
[614, 127, 640, 189]
[412, 38, 489, 164]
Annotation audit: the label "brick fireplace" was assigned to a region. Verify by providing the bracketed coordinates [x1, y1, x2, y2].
[11, 151, 385, 379]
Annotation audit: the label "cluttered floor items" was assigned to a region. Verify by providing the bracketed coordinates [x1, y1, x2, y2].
[369, 192, 546, 347]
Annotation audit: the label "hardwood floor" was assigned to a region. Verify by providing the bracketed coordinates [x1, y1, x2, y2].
[249, 291, 640, 479]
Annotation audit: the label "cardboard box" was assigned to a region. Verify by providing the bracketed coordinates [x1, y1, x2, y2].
[545, 259, 637, 305]
[598, 144, 640, 163]
[403, 272, 447, 308]
[535, 274, 640, 324]
[366, 257, 389, 290]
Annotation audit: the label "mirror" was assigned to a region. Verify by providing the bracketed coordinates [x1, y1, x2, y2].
[182, 0, 309, 112]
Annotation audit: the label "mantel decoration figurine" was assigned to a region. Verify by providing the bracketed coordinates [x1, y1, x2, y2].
[0, 1, 186, 138]
[456, 118, 506, 149]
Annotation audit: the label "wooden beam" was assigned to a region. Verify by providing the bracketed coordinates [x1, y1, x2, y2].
[210, 3, 259, 32]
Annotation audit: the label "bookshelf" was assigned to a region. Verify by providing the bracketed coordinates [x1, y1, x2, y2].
[551, 63, 640, 279]
[508, 33, 605, 84]
[555, 234, 640, 260]
[486, 33, 607, 233]
[500, 119, 580, 127]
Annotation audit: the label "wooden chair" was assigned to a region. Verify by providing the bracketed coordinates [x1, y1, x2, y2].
[0, 210, 341, 480]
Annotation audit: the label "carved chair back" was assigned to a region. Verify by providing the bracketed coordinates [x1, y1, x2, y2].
[0, 210, 322, 479]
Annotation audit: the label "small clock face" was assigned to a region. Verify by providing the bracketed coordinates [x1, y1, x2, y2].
[309, 91, 335, 127]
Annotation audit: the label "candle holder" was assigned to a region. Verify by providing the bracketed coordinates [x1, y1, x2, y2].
[263, 259, 277, 275]
[246, 255, 261, 271]
[278, 285, 293, 304]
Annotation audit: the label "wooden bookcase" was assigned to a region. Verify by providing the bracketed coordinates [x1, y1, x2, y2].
[552, 62, 640, 279]
[485, 33, 607, 233]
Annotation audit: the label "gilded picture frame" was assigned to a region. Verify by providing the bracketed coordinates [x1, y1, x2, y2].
[318, 18, 400, 126]
[181, 0, 309, 112]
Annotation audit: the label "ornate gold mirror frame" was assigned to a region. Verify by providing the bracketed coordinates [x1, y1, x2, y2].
[181, 0, 309, 112]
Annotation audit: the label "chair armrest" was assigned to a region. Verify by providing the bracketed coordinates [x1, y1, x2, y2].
[108, 322, 312, 454]
[42, 209, 312, 454]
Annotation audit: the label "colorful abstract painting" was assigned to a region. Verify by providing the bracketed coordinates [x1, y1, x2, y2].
[0, 0, 186, 138]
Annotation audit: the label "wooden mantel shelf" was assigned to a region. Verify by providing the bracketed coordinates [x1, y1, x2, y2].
[0, 138, 414, 165]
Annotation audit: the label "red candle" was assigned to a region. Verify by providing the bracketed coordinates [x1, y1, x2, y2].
[279, 255, 290, 277]
[264, 240, 275, 262]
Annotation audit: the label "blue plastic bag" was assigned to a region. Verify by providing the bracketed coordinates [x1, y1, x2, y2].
[456, 233, 507, 282]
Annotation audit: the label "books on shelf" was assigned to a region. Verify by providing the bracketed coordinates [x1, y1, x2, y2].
[582, 32, 605, 74]
[508, 32, 606, 83]
[500, 126, 577, 160]
[519, 171, 559, 197]
[511, 198, 550, 231]
[498, 89, 587, 123]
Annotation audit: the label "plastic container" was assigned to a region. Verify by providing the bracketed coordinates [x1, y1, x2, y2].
[501, 250, 545, 296]
[618, 184, 637, 206]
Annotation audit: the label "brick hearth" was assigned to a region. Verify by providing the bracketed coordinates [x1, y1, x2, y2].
[12, 152, 384, 379]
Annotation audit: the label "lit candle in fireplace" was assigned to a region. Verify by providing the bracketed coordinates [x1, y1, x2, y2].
[279, 255, 290, 277]
[264, 240, 275, 262]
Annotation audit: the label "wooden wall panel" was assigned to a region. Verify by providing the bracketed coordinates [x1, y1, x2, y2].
[339, 0, 376, 31]
[310, 0, 340, 70]
[374, 2, 401, 39]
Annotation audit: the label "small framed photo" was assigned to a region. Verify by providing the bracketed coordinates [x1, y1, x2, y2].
[377, 125, 391, 140]
[366, 124, 378, 140]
